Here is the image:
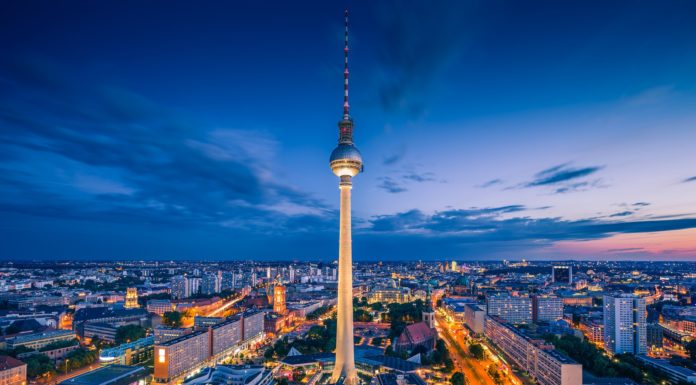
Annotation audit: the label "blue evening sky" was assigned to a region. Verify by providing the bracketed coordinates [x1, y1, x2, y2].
[2, 1, 696, 260]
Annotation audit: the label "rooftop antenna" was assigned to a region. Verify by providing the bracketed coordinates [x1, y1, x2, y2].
[343, 9, 350, 119]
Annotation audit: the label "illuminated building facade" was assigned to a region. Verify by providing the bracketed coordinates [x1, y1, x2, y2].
[0, 355, 27, 385]
[125, 287, 139, 309]
[532, 295, 563, 322]
[154, 311, 265, 384]
[486, 294, 533, 324]
[273, 284, 287, 315]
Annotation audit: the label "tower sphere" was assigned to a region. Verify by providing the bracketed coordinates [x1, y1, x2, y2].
[330, 143, 363, 177]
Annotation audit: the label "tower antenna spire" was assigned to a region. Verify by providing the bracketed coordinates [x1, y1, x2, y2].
[343, 8, 350, 118]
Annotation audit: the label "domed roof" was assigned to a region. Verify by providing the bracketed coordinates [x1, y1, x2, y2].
[330, 143, 362, 164]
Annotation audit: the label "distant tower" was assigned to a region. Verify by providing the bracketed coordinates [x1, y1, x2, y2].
[125, 287, 139, 309]
[330, 9, 363, 385]
[422, 285, 435, 328]
[273, 284, 287, 315]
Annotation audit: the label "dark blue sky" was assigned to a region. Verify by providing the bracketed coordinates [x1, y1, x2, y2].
[2, 1, 696, 260]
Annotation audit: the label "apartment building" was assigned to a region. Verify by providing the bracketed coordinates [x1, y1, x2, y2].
[485, 316, 582, 385]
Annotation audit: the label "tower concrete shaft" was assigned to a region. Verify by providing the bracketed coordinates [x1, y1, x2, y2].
[331, 177, 357, 385]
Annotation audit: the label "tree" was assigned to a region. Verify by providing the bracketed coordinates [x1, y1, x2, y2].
[354, 309, 373, 322]
[487, 365, 501, 385]
[163, 311, 183, 327]
[469, 343, 485, 360]
[450, 372, 466, 385]
[116, 324, 146, 344]
[687, 340, 696, 361]
[25, 354, 55, 379]
[66, 348, 98, 370]
[444, 358, 455, 372]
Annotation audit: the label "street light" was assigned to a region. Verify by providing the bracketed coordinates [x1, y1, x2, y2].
[64, 359, 70, 375]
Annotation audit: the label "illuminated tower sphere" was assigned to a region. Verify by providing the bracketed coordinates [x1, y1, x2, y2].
[330, 9, 362, 385]
[125, 287, 139, 309]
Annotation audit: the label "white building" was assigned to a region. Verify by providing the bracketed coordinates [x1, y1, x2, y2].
[486, 294, 532, 324]
[603, 294, 646, 355]
[485, 316, 582, 385]
[533, 295, 564, 322]
[464, 304, 485, 335]
[171, 275, 189, 299]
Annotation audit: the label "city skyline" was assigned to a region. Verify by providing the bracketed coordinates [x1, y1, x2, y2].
[2, 1, 696, 260]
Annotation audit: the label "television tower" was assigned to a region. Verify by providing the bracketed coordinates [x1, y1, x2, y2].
[329, 9, 362, 385]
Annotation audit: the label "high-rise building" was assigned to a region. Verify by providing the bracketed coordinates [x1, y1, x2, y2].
[603, 294, 646, 355]
[451, 261, 457, 272]
[125, 287, 139, 309]
[328, 9, 363, 385]
[273, 284, 286, 315]
[486, 294, 533, 324]
[552, 266, 572, 284]
[171, 276, 189, 300]
[188, 277, 201, 295]
[220, 271, 235, 291]
[201, 274, 220, 296]
[532, 295, 563, 322]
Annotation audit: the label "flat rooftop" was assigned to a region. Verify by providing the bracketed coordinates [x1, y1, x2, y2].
[59, 365, 148, 385]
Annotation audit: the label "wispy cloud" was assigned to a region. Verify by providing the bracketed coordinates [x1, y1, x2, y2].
[684, 176, 696, 183]
[607, 247, 644, 253]
[526, 163, 603, 187]
[478, 178, 504, 188]
[403, 171, 436, 183]
[512, 162, 605, 194]
[377, 177, 408, 193]
[376, 165, 441, 194]
[383, 153, 403, 165]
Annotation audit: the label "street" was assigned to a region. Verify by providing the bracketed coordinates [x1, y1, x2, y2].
[435, 311, 517, 385]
